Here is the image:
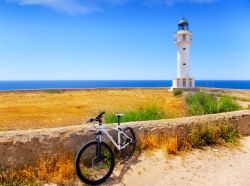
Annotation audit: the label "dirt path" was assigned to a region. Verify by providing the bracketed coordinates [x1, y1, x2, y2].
[105, 137, 250, 186]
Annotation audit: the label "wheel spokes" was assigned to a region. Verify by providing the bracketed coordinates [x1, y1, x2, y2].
[78, 144, 113, 181]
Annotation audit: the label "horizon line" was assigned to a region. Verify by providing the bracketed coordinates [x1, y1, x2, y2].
[1, 80, 250, 81]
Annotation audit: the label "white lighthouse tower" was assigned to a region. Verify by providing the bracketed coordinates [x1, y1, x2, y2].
[172, 18, 195, 89]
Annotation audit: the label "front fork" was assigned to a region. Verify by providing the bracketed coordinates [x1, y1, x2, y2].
[96, 131, 102, 158]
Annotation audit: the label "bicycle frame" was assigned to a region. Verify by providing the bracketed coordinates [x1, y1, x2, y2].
[96, 124, 132, 151]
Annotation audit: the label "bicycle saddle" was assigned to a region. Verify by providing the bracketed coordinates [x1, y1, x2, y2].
[115, 113, 123, 117]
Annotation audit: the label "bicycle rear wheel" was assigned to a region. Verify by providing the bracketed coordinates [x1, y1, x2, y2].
[121, 127, 136, 160]
[75, 141, 115, 185]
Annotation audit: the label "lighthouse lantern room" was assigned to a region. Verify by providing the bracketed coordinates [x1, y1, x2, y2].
[172, 18, 195, 89]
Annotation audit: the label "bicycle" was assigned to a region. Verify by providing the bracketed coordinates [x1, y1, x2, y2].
[75, 112, 136, 185]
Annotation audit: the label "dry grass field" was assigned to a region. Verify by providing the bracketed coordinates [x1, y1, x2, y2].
[0, 89, 186, 131]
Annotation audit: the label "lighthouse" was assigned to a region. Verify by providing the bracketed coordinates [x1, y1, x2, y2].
[172, 18, 195, 89]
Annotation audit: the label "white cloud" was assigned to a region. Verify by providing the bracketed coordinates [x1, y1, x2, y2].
[8, 0, 99, 15]
[164, 0, 220, 5]
[144, 0, 220, 6]
[7, 0, 221, 15]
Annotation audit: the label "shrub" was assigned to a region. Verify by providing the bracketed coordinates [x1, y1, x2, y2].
[187, 123, 240, 148]
[0, 152, 75, 185]
[188, 125, 219, 147]
[138, 122, 240, 154]
[139, 132, 160, 149]
[164, 136, 178, 155]
[104, 105, 167, 123]
[173, 89, 183, 96]
[186, 91, 241, 116]
[186, 92, 217, 115]
[218, 95, 241, 113]
[220, 124, 240, 145]
[45, 89, 64, 94]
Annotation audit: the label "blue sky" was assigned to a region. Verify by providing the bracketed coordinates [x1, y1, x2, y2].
[0, 0, 249, 80]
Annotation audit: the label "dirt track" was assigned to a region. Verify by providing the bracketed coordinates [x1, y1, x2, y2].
[105, 137, 250, 186]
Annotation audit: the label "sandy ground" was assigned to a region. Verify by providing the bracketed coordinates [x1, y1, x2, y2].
[105, 136, 250, 186]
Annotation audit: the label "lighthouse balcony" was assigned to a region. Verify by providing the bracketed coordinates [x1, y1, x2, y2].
[172, 78, 195, 89]
[175, 38, 192, 43]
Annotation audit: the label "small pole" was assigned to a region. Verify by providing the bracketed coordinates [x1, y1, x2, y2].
[117, 116, 121, 125]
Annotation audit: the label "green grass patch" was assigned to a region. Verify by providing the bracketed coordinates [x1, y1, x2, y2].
[104, 105, 167, 123]
[186, 91, 241, 116]
[45, 89, 64, 94]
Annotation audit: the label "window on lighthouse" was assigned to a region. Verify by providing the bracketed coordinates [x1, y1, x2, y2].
[182, 34, 186, 41]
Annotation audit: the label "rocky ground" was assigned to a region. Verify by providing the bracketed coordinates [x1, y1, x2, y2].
[103, 136, 250, 186]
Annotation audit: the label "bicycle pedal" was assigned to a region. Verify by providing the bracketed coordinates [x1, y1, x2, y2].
[121, 156, 129, 161]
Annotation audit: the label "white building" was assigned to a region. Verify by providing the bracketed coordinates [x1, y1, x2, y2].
[172, 18, 195, 89]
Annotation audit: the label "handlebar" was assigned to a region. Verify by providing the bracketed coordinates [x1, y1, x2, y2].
[96, 112, 105, 120]
[87, 112, 124, 125]
[87, 112, 106, 123]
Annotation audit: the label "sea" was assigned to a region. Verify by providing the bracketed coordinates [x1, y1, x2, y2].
[0, 80, 250, 91]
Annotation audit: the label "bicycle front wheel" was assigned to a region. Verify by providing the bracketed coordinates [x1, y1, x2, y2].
[75, 141, 115, 185]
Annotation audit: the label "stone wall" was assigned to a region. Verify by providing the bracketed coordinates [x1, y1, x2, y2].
[0, 110, 250, 169]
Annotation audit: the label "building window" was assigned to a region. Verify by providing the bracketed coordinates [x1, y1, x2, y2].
[189, 80, 192, 87]
[183, 63, 186, 66]
[183, 48, 186, 50]
[182, 34, 186, 41]
[183, 79, 186, 87]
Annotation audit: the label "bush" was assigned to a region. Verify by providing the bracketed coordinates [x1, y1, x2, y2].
[188, 125, 218, 147]
[186, 91, 241, 116]
[220, 124, 240, 145]
[138, 122, 240, 154]
[104, 105, 166, 123]
[0, 152, 75, 185]
[187, 123, 239, 148]
[173, 89, 183, 96]
[45, 89, 64, 94]
[218, 96, 241, 112]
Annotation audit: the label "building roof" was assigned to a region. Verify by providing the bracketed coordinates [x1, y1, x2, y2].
[178, 18, 189, 25]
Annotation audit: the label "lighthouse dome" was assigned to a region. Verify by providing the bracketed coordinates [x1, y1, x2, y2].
[178, 18, 188, 25]
[178, 18, 189, 31]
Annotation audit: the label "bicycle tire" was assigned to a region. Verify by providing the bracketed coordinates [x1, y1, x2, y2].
[75, 141, 115, 185]
[121, 127, 136, 160]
